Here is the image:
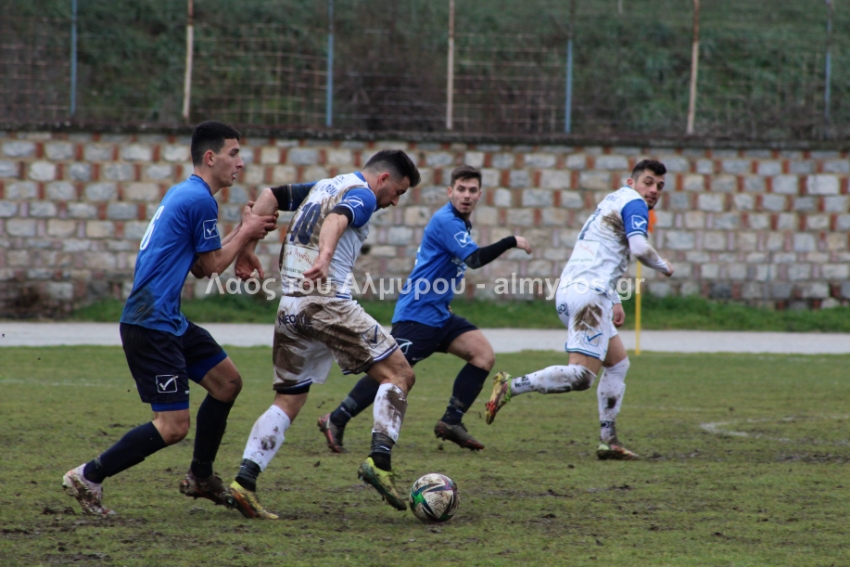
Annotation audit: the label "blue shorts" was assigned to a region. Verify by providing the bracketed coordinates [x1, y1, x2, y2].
[390, 314, 478, 366]
[120, 321, 227, 412]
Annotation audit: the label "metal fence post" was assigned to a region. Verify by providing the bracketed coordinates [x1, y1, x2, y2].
[70, 0, 77, 117]
[824, 0, 833, 134]
[326, 0, 334, 128]
[182, 0, 194, 123]
[686, 0, 700, 135]
[446, 0, 455, 130]
[564, 0, 575, 134]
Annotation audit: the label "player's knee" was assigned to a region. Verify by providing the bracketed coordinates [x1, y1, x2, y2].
[474, 350, 496, 371]
[571, 365, 596, 392]
[219, 372, 243, 402]
[159, 419, 190, 445]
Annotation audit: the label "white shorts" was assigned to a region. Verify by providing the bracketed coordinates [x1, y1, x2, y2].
[555, 283, 618, 361]
[272, 295, 398, 392]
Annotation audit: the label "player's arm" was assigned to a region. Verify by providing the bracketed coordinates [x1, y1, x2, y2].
[303, 187, 376, 283]
[233, 183, 315, 279]
[463, 236, 531, 269]
[621, 199, 673, 277]
[628, 234, 673, 276]
[193, 205, 277, 278]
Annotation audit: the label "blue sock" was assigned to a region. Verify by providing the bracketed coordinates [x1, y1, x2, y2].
[191, 395, 234, 478]
[441, 363, 490, 425]
[330, 376, 380, 428]
[83, 422, 167, 483]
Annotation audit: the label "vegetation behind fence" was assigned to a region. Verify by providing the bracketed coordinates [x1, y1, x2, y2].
[3, 0, 848, 140]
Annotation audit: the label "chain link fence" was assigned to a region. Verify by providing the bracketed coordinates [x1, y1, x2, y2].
[2, 1, 848, 140]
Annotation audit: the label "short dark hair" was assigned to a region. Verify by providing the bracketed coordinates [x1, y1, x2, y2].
[450, 164, 482, 188]
[191, 121, 241, 166]
[363, 149, 421, 187]
[631, 159, 666, 179]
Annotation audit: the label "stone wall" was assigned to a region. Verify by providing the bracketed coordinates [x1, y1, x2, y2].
[1, 129, 849, 317]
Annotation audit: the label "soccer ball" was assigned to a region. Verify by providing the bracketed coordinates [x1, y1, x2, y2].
[409, 473, 459, 523]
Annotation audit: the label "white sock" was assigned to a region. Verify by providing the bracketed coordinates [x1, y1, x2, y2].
[372, 383, 407, 443]
[510, 364, 597, 395]
[242, 405, 291, 471]
[598, 358, 629, 441]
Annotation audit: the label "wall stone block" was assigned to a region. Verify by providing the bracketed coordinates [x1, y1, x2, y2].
[683, 174, 705, 191]
[29, 201, 57, 217]
[807, 175, 839, 195]
[491, 153, 515, 169]
[3, 141, 36, 157]
[579, 171, 610, 190]
[595, 155, 628, 170]
[525, 153, 556, 168]
[122, 144, 152, 162]
[823, 159, 850, 174]
[28, 162, 56, 181]
[506, 208, 533, 226]
[757, 161, 782, 176]
[665, 231, 695, 250]
[698, 193, 725, 212]
[789, 160, 814, 174]
[86, 221, 115, 238]
[288, 148, 319, 165]
[0, 201, 18, 217]
[7, 219, 37, 236]
[772, 175, 798, 194]
[540, 170, 570, 189]
[722, 159, 750, 174]
[85, 182, 118, 201]
[162, 144, 189, 162]
[522, 189, 552, 207]
[761, 194, 786, 212]
[107, 203, 138, 220]
[509, 170, 530, 188]
[271, 165, 297, 183]
[7, 181, 37, 200]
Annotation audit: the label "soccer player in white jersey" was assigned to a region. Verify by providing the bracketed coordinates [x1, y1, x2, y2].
[226, 150, 421, 518]
[484, 159, 673, 460]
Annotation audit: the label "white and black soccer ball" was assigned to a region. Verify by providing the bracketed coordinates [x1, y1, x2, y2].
[409, 473, 459, 523]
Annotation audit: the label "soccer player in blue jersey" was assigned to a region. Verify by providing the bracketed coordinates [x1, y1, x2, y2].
[62, 121, 277, 516]
[317, 165, 531, 453]
[485, 159, 673, 460]
[225, 151, 421, 518]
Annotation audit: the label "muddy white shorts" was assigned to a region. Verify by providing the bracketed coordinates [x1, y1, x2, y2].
[555, 282, 618, 361]
[272, 295, 398, 392]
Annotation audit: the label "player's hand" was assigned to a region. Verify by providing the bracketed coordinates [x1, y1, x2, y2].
[241, 204, 277, 240]
[662, 260, 674, 277]
[612, 303, 626, 327]
[515, 236, 532, 254]
[236, 251, 264, 280]
[303, 255, 331, 284]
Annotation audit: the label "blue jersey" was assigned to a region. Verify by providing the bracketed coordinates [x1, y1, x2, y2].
[121, 175, 222, 335]
[393, 202, 479, 327]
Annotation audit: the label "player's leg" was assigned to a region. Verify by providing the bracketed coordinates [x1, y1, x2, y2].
[357, 348, 415, 511]
[230, 301, 332, 519]
[178, 322, 241, 506]
[436, 324, 494, 450]
[231, 390, 310, 519]
[319, 375, 380, 452]
[319, 320, 434, 453]
[595, 335, 638, 460]
[485, 288, 607, 424]
[63, 323, 186, 516]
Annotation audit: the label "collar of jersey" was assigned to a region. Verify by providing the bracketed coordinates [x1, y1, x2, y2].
[189, 174, 212, 193]
[448, 202, 472, 230]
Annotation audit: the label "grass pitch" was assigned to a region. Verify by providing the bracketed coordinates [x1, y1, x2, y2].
[2, 346, 849, 566]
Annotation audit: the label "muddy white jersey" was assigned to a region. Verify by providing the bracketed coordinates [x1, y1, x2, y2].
[278, 172, 376, 298]
[560, 186, 649, 299]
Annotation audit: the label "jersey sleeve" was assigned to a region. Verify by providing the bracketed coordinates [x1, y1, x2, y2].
[336, 187, 377, 228]
[189, 196, 222, 254]
[435, 215, 479, 259]
[621, 198, 650, 238]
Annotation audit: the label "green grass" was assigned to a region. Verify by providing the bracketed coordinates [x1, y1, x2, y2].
[2, 346, 850, 566]
[67, 294, 850, 333]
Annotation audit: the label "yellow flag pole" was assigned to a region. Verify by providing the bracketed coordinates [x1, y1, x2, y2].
[635, 263, 642, 355]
